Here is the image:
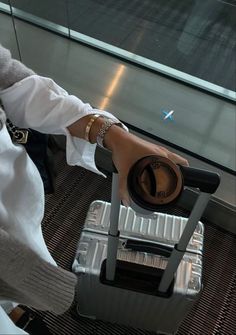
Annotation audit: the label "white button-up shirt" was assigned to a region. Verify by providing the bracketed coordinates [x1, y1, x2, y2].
[0, 75, 120, 263]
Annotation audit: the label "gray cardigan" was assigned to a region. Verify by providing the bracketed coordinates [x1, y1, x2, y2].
[0, 44, 77, 314]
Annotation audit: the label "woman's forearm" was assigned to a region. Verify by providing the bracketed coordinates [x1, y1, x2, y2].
[67, 114, 128, 151]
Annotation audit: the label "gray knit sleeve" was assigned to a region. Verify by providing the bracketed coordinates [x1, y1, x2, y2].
[0, 44, 35, 90]
[0, 229, 77, 314]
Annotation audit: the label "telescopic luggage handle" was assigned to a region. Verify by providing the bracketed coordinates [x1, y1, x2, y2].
[106, 156, 220, 293]
[158, 165, 220, 292]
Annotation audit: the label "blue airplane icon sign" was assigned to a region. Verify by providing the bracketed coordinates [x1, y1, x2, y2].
[161, 109, 174, 121]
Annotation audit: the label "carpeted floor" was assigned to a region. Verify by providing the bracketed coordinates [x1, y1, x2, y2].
[26, 152, 236, 335]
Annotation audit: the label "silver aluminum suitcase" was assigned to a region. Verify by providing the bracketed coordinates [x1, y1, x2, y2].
[73, 167, 220, 334]
[82, 200, 204, 254]
[73, 230, 202, 334]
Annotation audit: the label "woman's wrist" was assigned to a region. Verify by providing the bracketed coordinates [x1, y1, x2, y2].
[67, 113, 128, 151]
[103, 123, 129, 151]
[88, 116, 127, 150]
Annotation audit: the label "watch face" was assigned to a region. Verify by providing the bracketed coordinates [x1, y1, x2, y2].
[128, 155, 183, 210]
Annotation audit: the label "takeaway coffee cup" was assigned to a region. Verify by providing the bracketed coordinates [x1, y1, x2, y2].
[127, 155, 184, 215]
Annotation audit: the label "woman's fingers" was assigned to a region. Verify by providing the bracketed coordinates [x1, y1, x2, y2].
[166, 151, 189, 166]
[112, 133, 189, 203]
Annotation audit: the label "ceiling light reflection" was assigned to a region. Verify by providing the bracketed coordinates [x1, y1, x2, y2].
[99, 64, 126, 110]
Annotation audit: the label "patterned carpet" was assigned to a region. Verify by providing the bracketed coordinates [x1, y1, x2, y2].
[26, 152, 236, 335]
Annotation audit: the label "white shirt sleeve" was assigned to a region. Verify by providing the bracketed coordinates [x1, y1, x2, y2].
[0, 75, 125, 175]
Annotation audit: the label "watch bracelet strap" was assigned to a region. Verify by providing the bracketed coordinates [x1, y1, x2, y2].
[96, 118, 126, 149]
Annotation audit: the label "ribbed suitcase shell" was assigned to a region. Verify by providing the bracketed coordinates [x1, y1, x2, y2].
[73, 201, 203, 334]
[84, 200, 204, 254]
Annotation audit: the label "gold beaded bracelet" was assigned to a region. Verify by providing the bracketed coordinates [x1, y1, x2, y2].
[84, 114, 101, 143]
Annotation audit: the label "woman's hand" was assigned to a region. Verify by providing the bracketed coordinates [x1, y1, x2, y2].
[67, 115, 189, 205]
[104, 126, 189, 206]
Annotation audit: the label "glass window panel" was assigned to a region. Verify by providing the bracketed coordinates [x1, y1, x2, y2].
[0, 11, 20, 59]
[10, 0, 69, 27]
[68, 0, 236, 91]
[1, 0, 235, 172]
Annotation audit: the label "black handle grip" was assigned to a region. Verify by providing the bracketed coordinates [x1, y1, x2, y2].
[111, 155, 221, 194]
[125, 239, 172, 258]
[179, 165, 220, 194]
